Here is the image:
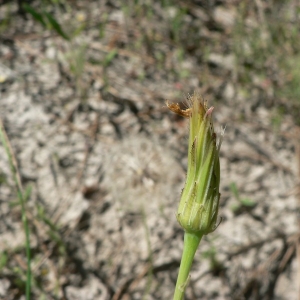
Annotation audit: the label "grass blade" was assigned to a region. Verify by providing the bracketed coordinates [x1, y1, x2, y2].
[0, 119, 32, 300]
[23, 4, 46, 28]
[44, 12, 69, 40]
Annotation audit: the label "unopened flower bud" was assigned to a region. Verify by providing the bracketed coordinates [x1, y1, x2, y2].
[167, 93, 222, 235]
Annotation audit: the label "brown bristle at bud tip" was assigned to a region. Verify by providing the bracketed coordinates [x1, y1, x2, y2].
[166, 101, 191, 118]
[205, 106, 214, 117]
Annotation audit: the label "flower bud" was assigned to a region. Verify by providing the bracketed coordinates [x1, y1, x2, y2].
[167, 93, 222, 235]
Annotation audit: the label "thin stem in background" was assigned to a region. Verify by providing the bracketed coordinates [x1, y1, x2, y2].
[0, 119, 31, 300]
[141, 209, 154, 300]
[296, 136, 300, 300]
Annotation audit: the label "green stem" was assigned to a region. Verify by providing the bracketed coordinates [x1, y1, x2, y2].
[20, 191, 31, 300]
[173, 232, 203, 300]
[0, 121, 31, 299]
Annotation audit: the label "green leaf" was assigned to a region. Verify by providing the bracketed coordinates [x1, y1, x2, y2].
[23, 185, 32, 203]
[0, 251, 8, 270]
[44, 12, 69, 40]
[230, 203, 240, 213]
[23, 4, 46, 28]
[229, 182, 240, 200]
[9, 200, 20, 208]
[0, 173, 7, 184]
[240, 198, 256, 207]
[103, 49, 118, 67]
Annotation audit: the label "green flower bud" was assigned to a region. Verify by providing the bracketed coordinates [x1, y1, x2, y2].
[167, 93, 222, 235]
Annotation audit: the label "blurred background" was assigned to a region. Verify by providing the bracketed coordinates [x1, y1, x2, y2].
[0, 0, 299, 299]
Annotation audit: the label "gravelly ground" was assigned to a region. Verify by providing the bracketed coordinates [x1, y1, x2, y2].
[0, 1, 299, 299]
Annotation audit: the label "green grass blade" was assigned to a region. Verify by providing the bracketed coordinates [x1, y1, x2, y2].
[23, 4, 47, 28]
[44, 12, 69, 40]
[0, 119, 32, 300]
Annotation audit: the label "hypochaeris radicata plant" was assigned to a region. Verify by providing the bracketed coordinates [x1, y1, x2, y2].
[167, 93, 224, 300]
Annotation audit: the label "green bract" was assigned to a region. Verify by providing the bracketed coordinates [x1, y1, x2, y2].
[167, 93, 222, 236]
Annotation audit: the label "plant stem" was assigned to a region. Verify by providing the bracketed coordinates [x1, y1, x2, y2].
[21, 191, 31, 300]
[0, 120, 31, 299]
[173, 232, 203, 300]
